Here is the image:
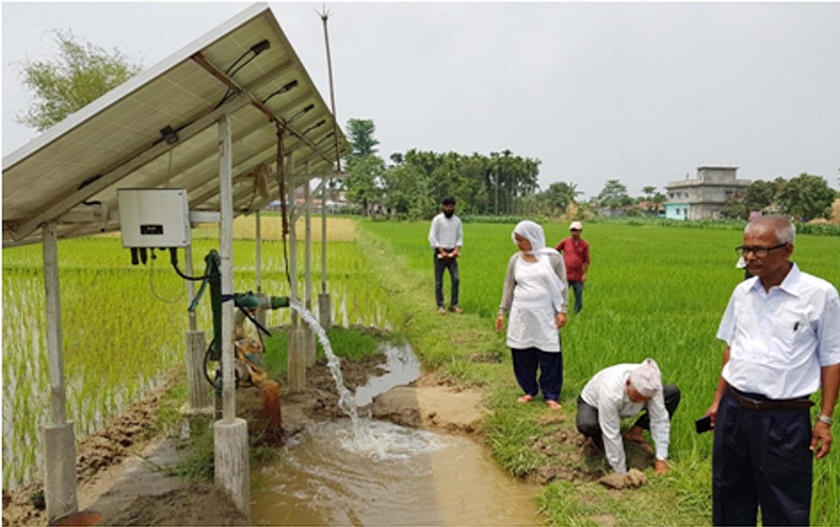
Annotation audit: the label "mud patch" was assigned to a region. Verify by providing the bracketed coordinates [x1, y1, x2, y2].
[371, 383, 485, 435]
[110, 482, 249, 526]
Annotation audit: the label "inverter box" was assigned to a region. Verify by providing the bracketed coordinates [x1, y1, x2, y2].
[118, 188, 191, 248]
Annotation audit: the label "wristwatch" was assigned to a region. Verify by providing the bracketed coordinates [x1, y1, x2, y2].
[818, 414, 834, 426]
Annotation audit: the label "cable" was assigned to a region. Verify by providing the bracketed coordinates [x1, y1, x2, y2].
[213, 39, 272, 110]
[203, 339, 218, 387]
[169, 248, 211, 281]
[148, 252, 185, 304]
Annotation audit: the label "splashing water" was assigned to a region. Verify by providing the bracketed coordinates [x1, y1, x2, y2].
[287, 301, 360, 423]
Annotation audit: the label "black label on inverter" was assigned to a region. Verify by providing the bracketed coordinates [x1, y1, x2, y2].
[140, 224, 164, 235]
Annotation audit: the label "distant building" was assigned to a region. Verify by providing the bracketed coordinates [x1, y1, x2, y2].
[665, 166, 750, 220]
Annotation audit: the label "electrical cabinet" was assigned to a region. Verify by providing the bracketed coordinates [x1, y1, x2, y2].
[118, 188, 191, 248]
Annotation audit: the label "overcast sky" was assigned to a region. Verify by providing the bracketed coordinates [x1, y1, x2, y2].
[3, 1, 839, 199]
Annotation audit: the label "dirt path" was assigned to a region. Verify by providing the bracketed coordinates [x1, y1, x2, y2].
[2, 359, 487, 526]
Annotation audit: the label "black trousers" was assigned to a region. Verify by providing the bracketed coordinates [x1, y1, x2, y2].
[511, 347, 563, 402]
[433, 249, 459, 308]
[712, 389, 812, 526]
[576, 384, 681, 446]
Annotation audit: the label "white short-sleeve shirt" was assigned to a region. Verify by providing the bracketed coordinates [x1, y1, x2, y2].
[717, 263, 840, 399]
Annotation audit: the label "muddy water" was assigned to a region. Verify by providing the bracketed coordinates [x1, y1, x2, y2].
[250, 420, 542, 526]
[250, 343, 542, 526]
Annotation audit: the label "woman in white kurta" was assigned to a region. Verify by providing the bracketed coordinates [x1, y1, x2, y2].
[495, 221, 569, 409]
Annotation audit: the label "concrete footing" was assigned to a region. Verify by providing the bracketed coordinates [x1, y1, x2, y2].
[186, 330, 212, 410]
[44, 422, 77, 522]
[318, 292, 331, 330]
[287, 326, 307, 393]
[303, 323, 316, 366]
[213, 418, 250, 518]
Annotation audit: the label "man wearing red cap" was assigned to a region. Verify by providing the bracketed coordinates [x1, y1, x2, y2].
[555, 221, 590, 314]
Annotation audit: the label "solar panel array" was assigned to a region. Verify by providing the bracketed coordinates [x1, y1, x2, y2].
[2, 3, 348, 247]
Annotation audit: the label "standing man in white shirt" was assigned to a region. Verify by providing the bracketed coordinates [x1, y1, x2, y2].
[428, 197, 464, 315]
[576, 358, 681, 476]
[706, 216, 840, 526]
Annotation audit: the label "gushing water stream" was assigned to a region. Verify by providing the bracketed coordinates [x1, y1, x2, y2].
[251, 303, 541, 526]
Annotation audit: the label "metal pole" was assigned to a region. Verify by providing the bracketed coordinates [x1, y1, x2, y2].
[304, 168, 312, 311]
[185, 245, 198, 332]
[255, 209, 262, 294]
[42, 222, 78, 520]
[320, 8, 343, 176]
[289, 159, 298, 313]
[321, 174, 328, 293]
[214, 114, 251, 517]
[218, 115, 236, 423]
[184, 241, 210, 410]
[44, 222, 68, 426]
[318, 6, 339, 327]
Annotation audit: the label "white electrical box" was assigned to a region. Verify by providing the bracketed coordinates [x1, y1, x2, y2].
[118, 188, 191, 248]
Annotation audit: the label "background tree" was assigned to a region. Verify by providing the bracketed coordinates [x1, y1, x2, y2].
[640, 185, 665, 215]
[597, 179, 632, 213]
[719, 197, 748, 220]
[743, 179, 782, 214]
[345, 118, 379, 158]
[775, 173, 835, 221]
[16, 29, 142, 131]
[540, 181, 580, 216]
[344, 155, 385, 216]
[343, 118, 385, 215]
[341, 119, 544, 217]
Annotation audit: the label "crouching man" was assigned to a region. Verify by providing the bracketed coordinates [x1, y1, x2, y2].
[576, 358, 681, 478]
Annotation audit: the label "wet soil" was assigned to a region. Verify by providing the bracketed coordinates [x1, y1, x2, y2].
[2, 354, 616, 526]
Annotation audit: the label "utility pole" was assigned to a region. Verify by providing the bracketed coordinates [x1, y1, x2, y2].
[317, 4, 340, 329]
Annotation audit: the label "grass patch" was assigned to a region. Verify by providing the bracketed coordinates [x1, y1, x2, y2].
[357, 219, 840, 526]
[262, 325, 386, 381]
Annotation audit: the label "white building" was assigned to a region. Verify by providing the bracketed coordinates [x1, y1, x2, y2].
[665, 166, 750, 220]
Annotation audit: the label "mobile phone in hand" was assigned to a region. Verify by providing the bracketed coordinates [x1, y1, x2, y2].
[695, 415, 713, 434]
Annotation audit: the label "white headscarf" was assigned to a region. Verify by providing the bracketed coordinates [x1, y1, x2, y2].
[511, 221, 566, 309]
[511, 220, 560, 257]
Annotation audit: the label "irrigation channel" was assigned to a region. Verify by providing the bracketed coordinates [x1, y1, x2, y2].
[249, 303, 541, 526]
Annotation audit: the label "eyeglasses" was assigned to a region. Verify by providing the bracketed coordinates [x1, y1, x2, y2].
[734, 243, 787, 258]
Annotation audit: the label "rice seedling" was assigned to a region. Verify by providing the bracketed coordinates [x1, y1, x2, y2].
[1, 217, 390, 489]
[361, 219, 840, 525]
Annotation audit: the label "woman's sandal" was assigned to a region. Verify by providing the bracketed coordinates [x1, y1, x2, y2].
[517, 395, 534, 404]
[546, 400, 562, 410]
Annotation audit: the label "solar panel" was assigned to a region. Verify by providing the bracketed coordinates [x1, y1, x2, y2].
[2, 2, 348, 247]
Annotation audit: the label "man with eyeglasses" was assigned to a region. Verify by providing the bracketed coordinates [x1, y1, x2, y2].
[705, 216, 840, 526]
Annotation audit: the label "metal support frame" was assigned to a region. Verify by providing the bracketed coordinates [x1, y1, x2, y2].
[213, 114, 250, 517]
[184, 244, 211, 410]
[303, 170, 316, 366]
[42, 222, 78, 522]
[218, 115, 236, 423]
[254, 210, 267, 328]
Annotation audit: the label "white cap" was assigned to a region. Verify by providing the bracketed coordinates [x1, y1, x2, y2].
[570, 221, 583, 231]
[629, 358, 662, 398]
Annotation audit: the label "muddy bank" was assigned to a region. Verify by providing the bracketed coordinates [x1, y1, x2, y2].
[2, 355, 490, 526]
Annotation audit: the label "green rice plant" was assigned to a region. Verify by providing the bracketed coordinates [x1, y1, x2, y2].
[1, 221, 394, 490]
[484, 407, 546, 477]
[262, 326, 385, 381]
[360, 219, 840, 526]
